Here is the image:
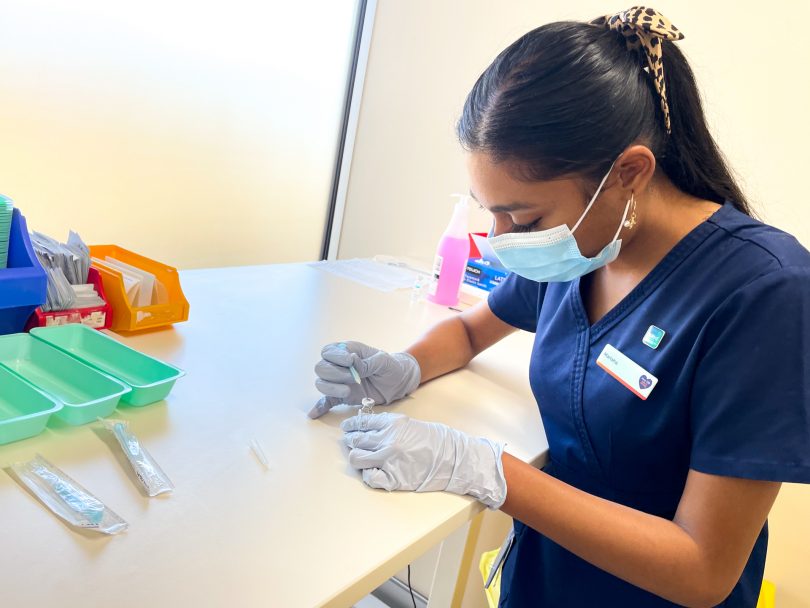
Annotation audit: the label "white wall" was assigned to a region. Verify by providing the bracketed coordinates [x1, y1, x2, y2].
[339, 0, 810, 262]
[345, 1, 810, 605]
[0, 0, 359, 269]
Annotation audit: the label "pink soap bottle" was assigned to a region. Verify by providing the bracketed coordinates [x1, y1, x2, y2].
[427, 194, 470, 306]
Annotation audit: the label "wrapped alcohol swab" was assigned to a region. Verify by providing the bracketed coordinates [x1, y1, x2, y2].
[9, 454, 128, 534]
[102, 418, 174, 497]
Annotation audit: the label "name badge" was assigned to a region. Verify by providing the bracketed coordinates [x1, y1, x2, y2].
[596, 344, 658, 400]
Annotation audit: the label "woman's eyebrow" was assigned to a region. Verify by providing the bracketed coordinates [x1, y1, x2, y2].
[469, 190, 538, 213]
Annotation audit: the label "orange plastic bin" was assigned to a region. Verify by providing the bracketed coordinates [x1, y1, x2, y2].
[89, 245, 189, 333]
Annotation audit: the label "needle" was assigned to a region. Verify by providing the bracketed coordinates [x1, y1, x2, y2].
[338, 343, 362, 385]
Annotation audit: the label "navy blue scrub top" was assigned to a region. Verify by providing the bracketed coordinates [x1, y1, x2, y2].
[488, 202, 810, 607]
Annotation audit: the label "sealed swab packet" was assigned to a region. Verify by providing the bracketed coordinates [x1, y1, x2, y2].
[10, 454, 128, 534]
[102, 418, 174, 497]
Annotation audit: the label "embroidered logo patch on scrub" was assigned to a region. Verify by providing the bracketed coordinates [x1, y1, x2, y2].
[642, 325, 666, 349]
[596, 344, 658, 400]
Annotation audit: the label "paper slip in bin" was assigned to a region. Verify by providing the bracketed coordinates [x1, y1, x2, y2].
[31, 324, 184, 406]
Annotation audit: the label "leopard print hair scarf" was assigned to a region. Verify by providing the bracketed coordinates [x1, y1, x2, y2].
[591, 7, 684, 134]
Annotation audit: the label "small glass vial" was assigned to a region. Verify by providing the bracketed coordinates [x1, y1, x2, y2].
[358, 398, 375, 429]
[360, 398, 375, 416]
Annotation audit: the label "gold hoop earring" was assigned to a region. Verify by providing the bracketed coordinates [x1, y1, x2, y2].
[623, 192, 638, 229]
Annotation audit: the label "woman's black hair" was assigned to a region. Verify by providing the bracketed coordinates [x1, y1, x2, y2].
[457, 21, 751, 215]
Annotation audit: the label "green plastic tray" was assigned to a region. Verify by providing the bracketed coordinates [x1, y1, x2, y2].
[0, 366, 61, 444]
[0, 334, 130, 426]
[31, 325, 185, 407]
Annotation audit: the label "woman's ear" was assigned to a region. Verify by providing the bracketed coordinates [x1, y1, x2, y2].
[615, 145, 656, 192]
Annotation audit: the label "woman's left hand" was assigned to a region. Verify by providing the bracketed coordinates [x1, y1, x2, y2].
[341, 412, 508, 509]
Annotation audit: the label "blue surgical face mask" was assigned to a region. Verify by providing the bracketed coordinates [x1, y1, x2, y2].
[487, 162, 631, 283]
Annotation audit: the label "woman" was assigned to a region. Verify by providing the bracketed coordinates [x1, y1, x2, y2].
[311, 7, 810, 607]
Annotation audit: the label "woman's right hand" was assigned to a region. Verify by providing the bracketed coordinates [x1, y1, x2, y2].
[309, 341, 421, 419]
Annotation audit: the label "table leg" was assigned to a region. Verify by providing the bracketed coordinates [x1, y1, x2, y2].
[427, 509, 485, 608]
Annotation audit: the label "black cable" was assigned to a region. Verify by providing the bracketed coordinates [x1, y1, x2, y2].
[407, 564, 417, 608]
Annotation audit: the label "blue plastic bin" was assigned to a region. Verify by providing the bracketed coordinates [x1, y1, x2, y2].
[0, 209, 47, 335]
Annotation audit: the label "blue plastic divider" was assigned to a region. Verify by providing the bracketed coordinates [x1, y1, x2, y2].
[0, 209, 47, 335]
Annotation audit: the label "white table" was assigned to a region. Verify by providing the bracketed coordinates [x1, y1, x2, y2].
[0, 264, 547, 608]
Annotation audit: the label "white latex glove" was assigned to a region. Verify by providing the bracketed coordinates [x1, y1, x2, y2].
[310, 341, 421, 419]
[341, 412, 507, 509]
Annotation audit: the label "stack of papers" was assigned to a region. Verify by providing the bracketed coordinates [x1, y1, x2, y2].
[72, 283, 105, 309]
[91, 257, 168, 308]
[31, 231, 91, 285]
[31, 230, 94, 312]
[41, 267, 75, 312]
[0, 196, 13, 269]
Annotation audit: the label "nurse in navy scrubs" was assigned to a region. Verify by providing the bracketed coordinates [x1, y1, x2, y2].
[311, 7, 810, 606]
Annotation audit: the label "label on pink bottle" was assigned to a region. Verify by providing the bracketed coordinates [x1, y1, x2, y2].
[428, 254, 443, 296]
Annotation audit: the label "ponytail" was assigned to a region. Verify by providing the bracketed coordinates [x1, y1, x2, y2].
[659, 41, 751, 214]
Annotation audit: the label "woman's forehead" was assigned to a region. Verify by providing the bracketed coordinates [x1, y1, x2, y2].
[466, 152, 584, 209]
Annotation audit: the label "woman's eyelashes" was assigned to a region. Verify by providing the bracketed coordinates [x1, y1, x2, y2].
[479, 203, 543, 233]
[510, 217, 543, 233]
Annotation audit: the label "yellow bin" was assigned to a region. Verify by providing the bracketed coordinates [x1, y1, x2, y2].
[757, 579, 776, 608]
[89, 245, 189, 333]
[479, 548, 503, 608]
